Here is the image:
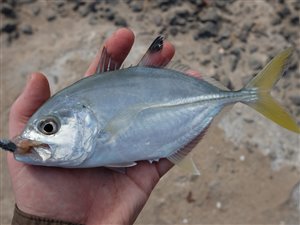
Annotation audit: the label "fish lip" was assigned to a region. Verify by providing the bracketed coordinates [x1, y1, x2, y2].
[13, 136, 50, 155]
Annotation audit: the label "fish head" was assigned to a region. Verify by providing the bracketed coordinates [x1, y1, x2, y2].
[13, 99, 98, 167]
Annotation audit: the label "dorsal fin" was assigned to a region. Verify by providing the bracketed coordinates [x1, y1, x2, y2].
[202, 76, 230, 91]
[96, 46, 119, 74]
[138, 36, 168, 67]
[166, 60, 191, 74]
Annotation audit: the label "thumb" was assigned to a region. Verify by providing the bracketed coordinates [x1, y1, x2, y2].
[9, 73, 50, 138]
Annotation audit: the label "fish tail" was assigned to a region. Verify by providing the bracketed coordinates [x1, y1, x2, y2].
[242, 47, 299, 133]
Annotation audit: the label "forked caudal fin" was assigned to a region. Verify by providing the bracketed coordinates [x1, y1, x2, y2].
[243, 47, 299, 133]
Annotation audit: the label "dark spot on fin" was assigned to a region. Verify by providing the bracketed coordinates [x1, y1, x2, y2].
[0, 139, 16, 152]
[96, 47, 119, 74]
[149, 36, 164, 52]
[138, 36, 165, 67]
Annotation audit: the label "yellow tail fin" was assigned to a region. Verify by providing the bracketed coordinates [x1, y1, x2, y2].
[244, 48, 299, 133]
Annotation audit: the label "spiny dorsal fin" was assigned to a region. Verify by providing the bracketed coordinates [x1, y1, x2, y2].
[96, 46, 120, 74]
[138, 36, 169, 67]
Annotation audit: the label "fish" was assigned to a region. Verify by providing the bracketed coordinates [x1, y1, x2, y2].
[1, 36, 299, 174]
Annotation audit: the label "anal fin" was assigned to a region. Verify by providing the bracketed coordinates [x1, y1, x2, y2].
[167, 126, 210, 175]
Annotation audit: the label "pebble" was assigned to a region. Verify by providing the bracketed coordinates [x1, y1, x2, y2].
[31, 4, 40, 16]
[78, 5, 90, 17]
[89, 15, 99, 25]
[216, 201, 222, 209]
[20, 24, 33, 35]
[46, 10, 56, 21]
[201, 44, 212, 54]
[240, 155, 245, 161]
[290, 16, 299, 26]
[248, 57, 263, 70]
[195, 21, 219, 39]
[103, 8, 115, 21]
[271, 15, 282, 26]
[1, 19, 17, 33]
[220, 38, 232, 49]
[289, 96, 300, 106]
[169, 27, 178, 36]
[170, 16, 186, 26]
[153, 15, 163, 26]
[230, 47, 242, 57]
[200, 8, 219, 23]
[239, 22, 253, 43]
[229, 54, 239, 72]
[277, 5, 291, 19]
[249, 45, 258, 53]
[114, 16, 127, 27]
[1, 3, 17, 18]
[130, 1, 143, 12]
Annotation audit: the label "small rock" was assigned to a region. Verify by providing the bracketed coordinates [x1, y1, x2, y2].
[170, 16, 186, 26]
[220, 39, 232, 49]
[200, 8, 219, 23]
[1, 19, 17, 33]
[230, 47, 242, 57]
[195, 21, 219, 39]
[18, 0, 36, 4]
[212, 53, 222, 64]
[239, 22, 253, 43]
[248, 57, 263, 70]
[46, 10, 56, 21]
[31, 4, 40, 16]
[78, 5, 90, 17]
[189, 0, 204, 7]
[243, 118, 254, 123]
[277, 5, 291, 18]
[169, 27, 178, 36]
[239, 155, 245, 161]
[115, 16, 127, 27]
[1, 3, 17, 18]
[290, 16, 299, 26]
[20, 24, 33, 35]
[290, 96, 300, 106]
[216, 201, 222, 209]
[221, 77, 233, 89]
[249, 45, 258, 53]
[218, 29, 231, 40]
[229, 54, 239, 72]
[271, 15, 282, 26]
[89, 15, 99, 25]
[130, 1, 143, 12]
[201, 44, 212, 54]
[104, 8, 115, 21]
[55, 0, 65, 8]
[153, 15, 163, 26]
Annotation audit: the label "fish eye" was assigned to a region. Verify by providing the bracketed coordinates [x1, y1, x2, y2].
[37, 117, 60, 135]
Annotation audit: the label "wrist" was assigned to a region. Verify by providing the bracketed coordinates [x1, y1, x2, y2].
[12, 205, 84, 225]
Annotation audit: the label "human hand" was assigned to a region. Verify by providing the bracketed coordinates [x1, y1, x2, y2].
[8, 28, 177, 224]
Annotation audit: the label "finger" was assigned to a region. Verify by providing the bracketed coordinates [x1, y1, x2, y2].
[141, 41, 175, 67]
[155, 159, 173, 178]
[85, 28, 135, 77]
[9, 73, 50, 138]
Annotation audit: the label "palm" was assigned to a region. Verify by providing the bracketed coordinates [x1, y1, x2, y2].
[7, 28, 177, 224]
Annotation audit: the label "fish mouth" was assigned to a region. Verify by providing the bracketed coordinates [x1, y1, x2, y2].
[13, 136, 50, 155]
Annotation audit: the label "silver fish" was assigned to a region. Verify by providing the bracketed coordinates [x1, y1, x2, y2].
[1, 37, 299, 173]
